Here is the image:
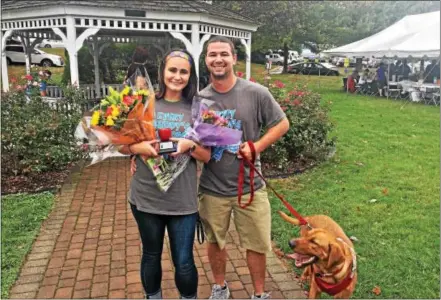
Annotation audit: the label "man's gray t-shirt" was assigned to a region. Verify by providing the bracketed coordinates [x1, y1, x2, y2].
[129, 98, 198, 215]
[199, 78, 286, 197]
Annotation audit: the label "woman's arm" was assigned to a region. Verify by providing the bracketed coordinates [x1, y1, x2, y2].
[119, 140, 159, 157]
[170, 138, 211, 163]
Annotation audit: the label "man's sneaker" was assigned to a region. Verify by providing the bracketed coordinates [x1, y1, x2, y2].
[209, 281, 230, 299]
[251, 292, 271, 299]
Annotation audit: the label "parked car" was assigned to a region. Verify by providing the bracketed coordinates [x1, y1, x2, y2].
[287, 62, 340, 76]
[5, 44, 64, 67]
[38, 39, 65, 48]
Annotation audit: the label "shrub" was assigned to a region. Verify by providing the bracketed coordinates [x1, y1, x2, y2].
[261, 81, 335, 171]
[1, 87, 87, 175]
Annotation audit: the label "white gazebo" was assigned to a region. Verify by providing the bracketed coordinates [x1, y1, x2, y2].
[1, 0, 258, 94]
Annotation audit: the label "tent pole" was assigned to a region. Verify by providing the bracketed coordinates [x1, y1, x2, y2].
[387, 60, 390, 99]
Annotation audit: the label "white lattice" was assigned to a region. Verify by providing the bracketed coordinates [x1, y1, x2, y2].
[199, 24, 250, 39]
[73, 17, 192, 33]
[1, 18, 66, 30]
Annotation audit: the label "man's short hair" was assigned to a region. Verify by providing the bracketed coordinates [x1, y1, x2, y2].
[205, 36, 236, 56]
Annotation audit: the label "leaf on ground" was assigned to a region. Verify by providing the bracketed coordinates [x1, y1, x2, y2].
[372, 286, 381, 295]
[382, 188, 389, 195]
[349, 236, 359, 242]
[369, 199, 377, 203]
[355, 161, 364, 166]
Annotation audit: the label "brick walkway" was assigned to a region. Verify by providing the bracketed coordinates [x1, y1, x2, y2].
[9, 158, 305, 299]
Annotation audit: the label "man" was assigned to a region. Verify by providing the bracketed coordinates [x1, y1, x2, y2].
[198, 36, 290, 299]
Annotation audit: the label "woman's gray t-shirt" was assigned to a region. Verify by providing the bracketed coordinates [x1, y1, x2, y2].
[128, 98, 197, 215]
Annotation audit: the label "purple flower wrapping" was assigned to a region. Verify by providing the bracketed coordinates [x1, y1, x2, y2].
[186, 123, 242, 146]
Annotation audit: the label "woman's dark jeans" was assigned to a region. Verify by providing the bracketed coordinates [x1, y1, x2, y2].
[130, 204, 198, 298]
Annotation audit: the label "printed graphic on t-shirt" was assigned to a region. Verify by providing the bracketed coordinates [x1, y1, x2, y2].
[210, 108, 242, 161]
[145, 110, 192, 192]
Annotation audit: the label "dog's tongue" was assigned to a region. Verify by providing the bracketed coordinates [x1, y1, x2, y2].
[285, 253, 312, 262]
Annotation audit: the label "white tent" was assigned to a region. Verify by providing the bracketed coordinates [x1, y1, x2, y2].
[324, 11, 440, 58]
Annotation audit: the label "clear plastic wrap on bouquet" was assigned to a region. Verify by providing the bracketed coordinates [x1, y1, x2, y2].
[185, 96, 242, 146]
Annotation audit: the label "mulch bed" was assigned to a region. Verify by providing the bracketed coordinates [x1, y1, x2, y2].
[1, 169, 71, 195]
[1, 158, 315, 195]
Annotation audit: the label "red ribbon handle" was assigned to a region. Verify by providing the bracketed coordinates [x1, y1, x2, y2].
[238, 141, 256, 208]
[238, 140, 309, 226]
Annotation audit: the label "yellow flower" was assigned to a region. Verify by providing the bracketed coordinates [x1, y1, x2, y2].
[106, 117, 115, 126]
[91, 111, 101, 126]
[120, 86, 130, 101]
[111, 104, 120, 118]
[121, 86, 130, 96]
[137, 89, 149, 96]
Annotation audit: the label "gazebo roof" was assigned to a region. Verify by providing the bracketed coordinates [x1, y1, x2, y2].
[1, 0, 257, 25]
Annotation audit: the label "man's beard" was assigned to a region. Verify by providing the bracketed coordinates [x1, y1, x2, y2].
[210, 67, 230, 80]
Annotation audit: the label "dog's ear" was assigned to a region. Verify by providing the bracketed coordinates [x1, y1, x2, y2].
[278, 211, 300, 226]
[326, 243, 343, 269]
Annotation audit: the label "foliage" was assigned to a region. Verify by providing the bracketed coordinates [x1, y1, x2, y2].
[1, 87, 87, 175]
[261, 80, 335, 169]
[1, 192, 55, 299]
[214, 1, 440, 53]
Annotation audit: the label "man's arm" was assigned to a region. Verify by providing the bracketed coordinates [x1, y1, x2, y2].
[255, 117, 289, 153]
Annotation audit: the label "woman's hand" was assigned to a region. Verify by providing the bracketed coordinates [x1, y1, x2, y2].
[169, 138, 196, 156]
[132, 140, 160, 157]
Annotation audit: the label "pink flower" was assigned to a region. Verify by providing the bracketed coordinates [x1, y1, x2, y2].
[281, 106, 288, 111]
[24, 74, 33, 80]
[293, 99, 301, 106]
[274, 80, 285, 88]
[237, 71, 244, 78]
[250, 77, 257, 83]
[10, 77, 17, 84]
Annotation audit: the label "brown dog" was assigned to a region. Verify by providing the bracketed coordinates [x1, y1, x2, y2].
[278, 211, 357, 299]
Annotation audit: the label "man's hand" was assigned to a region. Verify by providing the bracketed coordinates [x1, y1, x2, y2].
[237, 141, 258, 161]
[170, 138, 196, 156]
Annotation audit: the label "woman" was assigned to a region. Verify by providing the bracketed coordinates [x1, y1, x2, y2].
[120, 48, 210, 299]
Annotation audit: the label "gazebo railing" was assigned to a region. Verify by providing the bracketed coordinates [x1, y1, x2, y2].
[46, 83, 126, 100]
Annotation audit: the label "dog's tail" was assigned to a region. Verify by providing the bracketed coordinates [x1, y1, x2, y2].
[278, 211, 301, 226]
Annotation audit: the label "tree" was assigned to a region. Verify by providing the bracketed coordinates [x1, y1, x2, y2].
[214, 1, 440, 71]
[214, 1, 307, 73]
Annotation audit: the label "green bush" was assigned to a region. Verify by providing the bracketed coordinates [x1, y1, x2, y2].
[1, 87, 87, 175]
[261, 80, 335, 169]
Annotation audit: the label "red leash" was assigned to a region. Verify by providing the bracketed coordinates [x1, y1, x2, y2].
[238, 140, 309, 226]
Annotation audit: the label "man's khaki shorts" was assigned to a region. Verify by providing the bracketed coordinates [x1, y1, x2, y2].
[198, 188, 271, 254]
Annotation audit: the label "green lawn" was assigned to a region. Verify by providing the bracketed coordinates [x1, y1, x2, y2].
[238, 62, 440, 298]
[1, 192, 55, 299]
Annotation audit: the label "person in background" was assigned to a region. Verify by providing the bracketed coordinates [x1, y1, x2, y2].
[347, 69, 358, 93]
[376, 62, 387, 96]
[39, 69, 51, 96]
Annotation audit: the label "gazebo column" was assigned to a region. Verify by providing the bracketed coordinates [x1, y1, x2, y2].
[87, 37, 110, 98]
[240, 38, 252, 80]
[53, 17, 99, 86]
[1, 29, 14, 92]
[170, 26, 210, 90]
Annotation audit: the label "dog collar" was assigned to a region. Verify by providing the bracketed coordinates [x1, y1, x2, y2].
[314, 238, 357, 296]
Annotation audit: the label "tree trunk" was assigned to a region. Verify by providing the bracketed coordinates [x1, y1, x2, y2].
[283, 42, 288, 74]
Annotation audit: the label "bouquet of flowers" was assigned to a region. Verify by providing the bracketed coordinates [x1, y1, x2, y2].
[186, 96, 242, 147]
[79, 67, 156, 165]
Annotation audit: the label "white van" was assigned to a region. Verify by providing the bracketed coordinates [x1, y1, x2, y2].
[266, 50, 300, 65]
